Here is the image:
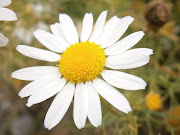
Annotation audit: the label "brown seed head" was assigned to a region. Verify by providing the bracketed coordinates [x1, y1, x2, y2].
[144, 0, 171, 33]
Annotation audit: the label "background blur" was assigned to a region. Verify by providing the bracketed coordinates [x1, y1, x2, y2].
[0, 0, 180, 135]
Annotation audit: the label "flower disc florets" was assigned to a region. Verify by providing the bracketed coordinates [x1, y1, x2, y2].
[58, 41, 105, 83]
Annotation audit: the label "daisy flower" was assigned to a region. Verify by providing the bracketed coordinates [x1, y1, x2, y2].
[0, 0, 17, 47]
[12, 11, 153, 129]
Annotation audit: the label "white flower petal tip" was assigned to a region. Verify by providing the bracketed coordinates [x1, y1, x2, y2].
[127, 16, 134, 21]
[0, 0, 11, 7]
[93, 78, 131, 114]
[26, 103, 32, 107]
[148, 49, 154, 55]
[34, 29, 65, 53]
[0, 33, 8, 47]
[50, 23, 70, 48]
[85, 81, 102, 127]
[89, 10, 108, 42]
[18, 93, 24, 98]
[11, 66, 59, 81]
[18, 91, 24, 98]
[17, 92, 24, 98]
[0, 8, 17, 21]
[59, 13, 79, 44]
[18, 88, 29, 98]
[44, 82, 75, 130]
[105, 31, 145, 55]
[16, 45, 61, 62]
[96, 16, 134, 48]
[0, 0, 17, 21]
[105, 48, 153, 69]
[73, 83, 88, 129]
[123, 16, 134, 24]
[101, 70, 147, 90]
[18, 74, 62, 98]
[80, 13, 93, 42]
[26, 78, 67, 107]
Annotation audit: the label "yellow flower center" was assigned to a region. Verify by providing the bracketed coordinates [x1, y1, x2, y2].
[57, 41, 105, 83]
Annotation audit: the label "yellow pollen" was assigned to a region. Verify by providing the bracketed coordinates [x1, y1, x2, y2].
[57, 41, 105, 83]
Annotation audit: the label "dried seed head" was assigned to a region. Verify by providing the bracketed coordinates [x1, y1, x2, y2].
[144, 0, 171, 33]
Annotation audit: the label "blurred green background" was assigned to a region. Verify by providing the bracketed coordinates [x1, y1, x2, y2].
[0, 0, 180, 135]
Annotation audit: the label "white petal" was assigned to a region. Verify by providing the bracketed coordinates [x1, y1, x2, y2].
[98, 16, 134, 48]
[27, 77, 67, 107]
[73, 83, 88, 129]
[101, 70, 147, 90]
[93, 78, 131, 113]
[16, 45, 61, 62]
[89, 10, 107, 42]
[12, 66, 59, 81]
[95, 16, 119, 44]
[128, 48, 153, 55]
[18, 74, 61, 98]
[105, 48, 153, 69]
[0, 33, 8, 47]
[0, 8, 17, 21]
[44, 82, 75, 130]
[80, 13, 93, 42]
[85, 81, 102, 127]
[100, 16, 118, 32]
[105, 31, 145, 55]
[59, 14, 79, 44]
[34, 29, 65, 53]
[0, 0, 11, 7]
[50, 23, 70, 48]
